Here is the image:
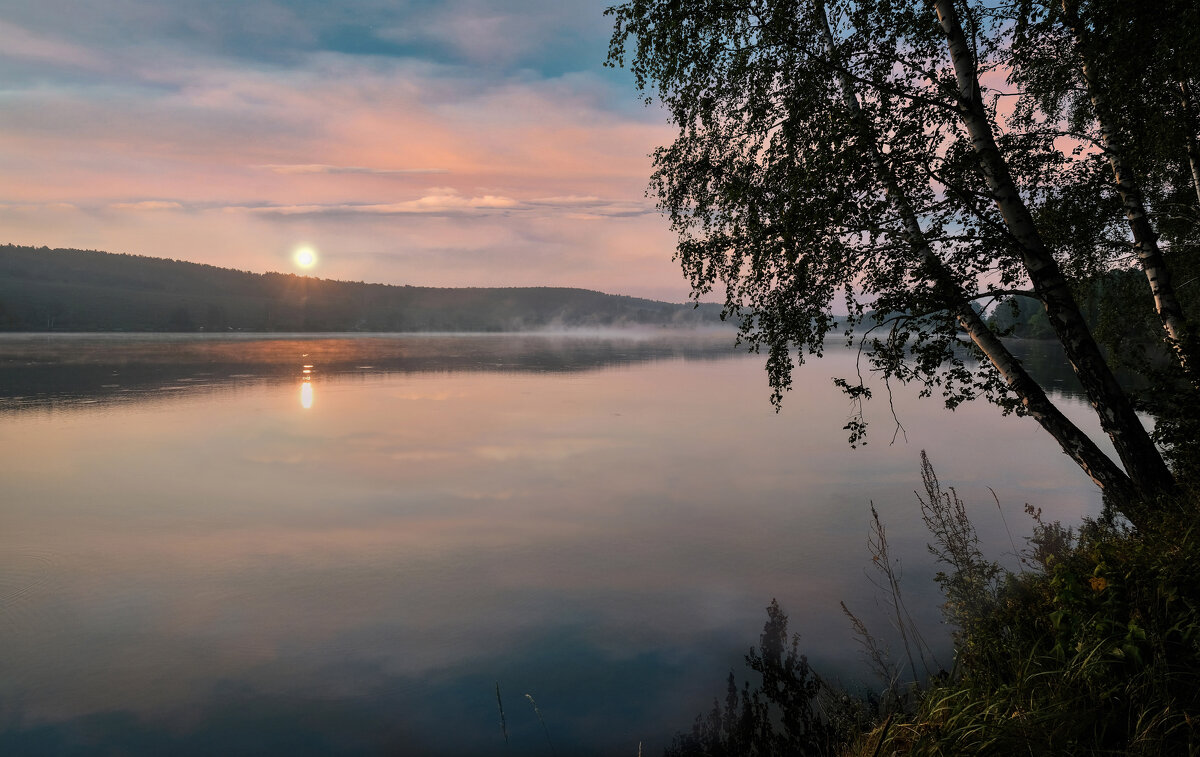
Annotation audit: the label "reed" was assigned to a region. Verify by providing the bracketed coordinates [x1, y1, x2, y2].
[495, 682, 508, 746]
[525, 693, 555, 757]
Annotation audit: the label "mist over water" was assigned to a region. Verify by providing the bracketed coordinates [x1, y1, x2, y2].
[0, 332, 1102, 755]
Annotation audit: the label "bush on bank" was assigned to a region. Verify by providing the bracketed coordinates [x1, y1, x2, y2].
[667, 465, 1200, 756]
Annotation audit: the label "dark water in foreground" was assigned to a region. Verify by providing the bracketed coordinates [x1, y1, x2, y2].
[0, 332, 1104, 755]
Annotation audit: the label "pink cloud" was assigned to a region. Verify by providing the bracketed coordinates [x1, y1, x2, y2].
[257, 164, 448, 175]
[109, 200, 184, 211]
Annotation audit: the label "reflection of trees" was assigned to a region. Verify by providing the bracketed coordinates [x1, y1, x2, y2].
[665, 601, 869, 757]
[0, 333, 741, 411]
[1007, 340, 1147, 399]
[1005, 341, 1082, 398]
[1, 334, 1103, 412]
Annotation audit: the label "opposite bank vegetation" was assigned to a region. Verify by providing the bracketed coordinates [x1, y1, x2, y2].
[0, 244, 725, 332]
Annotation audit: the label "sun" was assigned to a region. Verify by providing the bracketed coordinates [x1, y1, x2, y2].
[293, 245, 318, 269]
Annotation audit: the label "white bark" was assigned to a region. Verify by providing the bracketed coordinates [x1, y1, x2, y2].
[813, 0, 1136, 499]
[929, 0, 1175, 499]
[1061, 0, 1195, 378]
[1178, 77, 1200, 208]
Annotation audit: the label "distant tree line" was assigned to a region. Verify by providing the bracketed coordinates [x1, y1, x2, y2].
[0, 245, 726, 332]
[986, 269, 1154, 343]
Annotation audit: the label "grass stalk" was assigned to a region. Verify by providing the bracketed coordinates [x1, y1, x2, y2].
[495, 682, 508, 746]
[525, 693, 555, 757]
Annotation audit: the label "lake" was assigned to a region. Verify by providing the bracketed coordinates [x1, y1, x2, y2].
[0, 331, 1105, 756]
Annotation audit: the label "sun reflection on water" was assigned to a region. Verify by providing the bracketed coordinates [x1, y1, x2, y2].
[300, 363, 314, 409]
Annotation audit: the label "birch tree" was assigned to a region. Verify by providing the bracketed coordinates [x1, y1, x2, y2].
[606, 0, 1199, 522]
[1008, 0, 1200, 375]
[1006, 0, 1200, 481]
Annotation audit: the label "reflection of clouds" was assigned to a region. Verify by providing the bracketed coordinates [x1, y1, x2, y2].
[446, 488, 519, 501]
[242, 451, 308, 465]
[0, 624, 722, 756]
[387, 450, 453, 462]
[0, 513, 852, 750]
[473, 437, 618, 462]
[387, 390, 461, 401]
[0, 346, 1105, 751]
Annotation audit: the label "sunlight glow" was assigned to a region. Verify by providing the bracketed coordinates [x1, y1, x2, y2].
[300, 365, 315, 410]
[294, 246, 318, 269]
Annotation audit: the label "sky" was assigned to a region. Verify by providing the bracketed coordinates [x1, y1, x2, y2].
[0, 0, 698, 301]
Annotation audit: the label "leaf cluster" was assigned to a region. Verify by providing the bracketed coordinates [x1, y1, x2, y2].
[608, 0, 1200, 455]
[608, 0, 1016, 418]
[883, 496, 1200, 755]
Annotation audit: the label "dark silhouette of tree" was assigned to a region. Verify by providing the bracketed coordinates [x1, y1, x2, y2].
[606, 0, 1200, 522]
[665, 600, 857, 757]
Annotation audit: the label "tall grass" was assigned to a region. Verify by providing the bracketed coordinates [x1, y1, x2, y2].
[495, 682, 508, 746]
[525, 693, 555, 757]
[666, 453, 1200, 756]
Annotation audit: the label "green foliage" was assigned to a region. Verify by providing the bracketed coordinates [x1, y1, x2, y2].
[879, 499, 1200, 755]
[991, 265, 1200, 486]
[986, 296, 1056, 340]
[607, 0, 1199, 504]
[916, 452, 1004, 666]
[606, 0, 1011, 415]
[1094, 273, 1200, 487]
[1010, 0, 1200, 211]
[672, 463, 1200, 756]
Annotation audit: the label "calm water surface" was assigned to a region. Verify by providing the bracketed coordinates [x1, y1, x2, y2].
[0, 332, 1104, 756]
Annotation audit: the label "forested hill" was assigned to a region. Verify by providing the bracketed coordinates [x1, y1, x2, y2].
[0, 245, 726, 332]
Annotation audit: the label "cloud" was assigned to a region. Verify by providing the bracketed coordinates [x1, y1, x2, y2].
[221, 189, 518, 216]
[257, 164, 448, 176]
[377, 12, 515, 67]
[1, 0, 613, 80]
[360, 190, 519, 212]
[371, 0, 611, 74]
[528, 195, 602, 205]
[109, 200, 184, 211]
[215, 190, 654, 218]
[528, 195, 656, 218]
[0, 19, 104, 69]
[0, 202, 79, 212]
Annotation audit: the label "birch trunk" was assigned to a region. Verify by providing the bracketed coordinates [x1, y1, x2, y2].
[813, 0, 1138, 503]
[929, 0, 1176, 499]
[1060, 1, 1196, 378]
[1178, 77, 1200, 208]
